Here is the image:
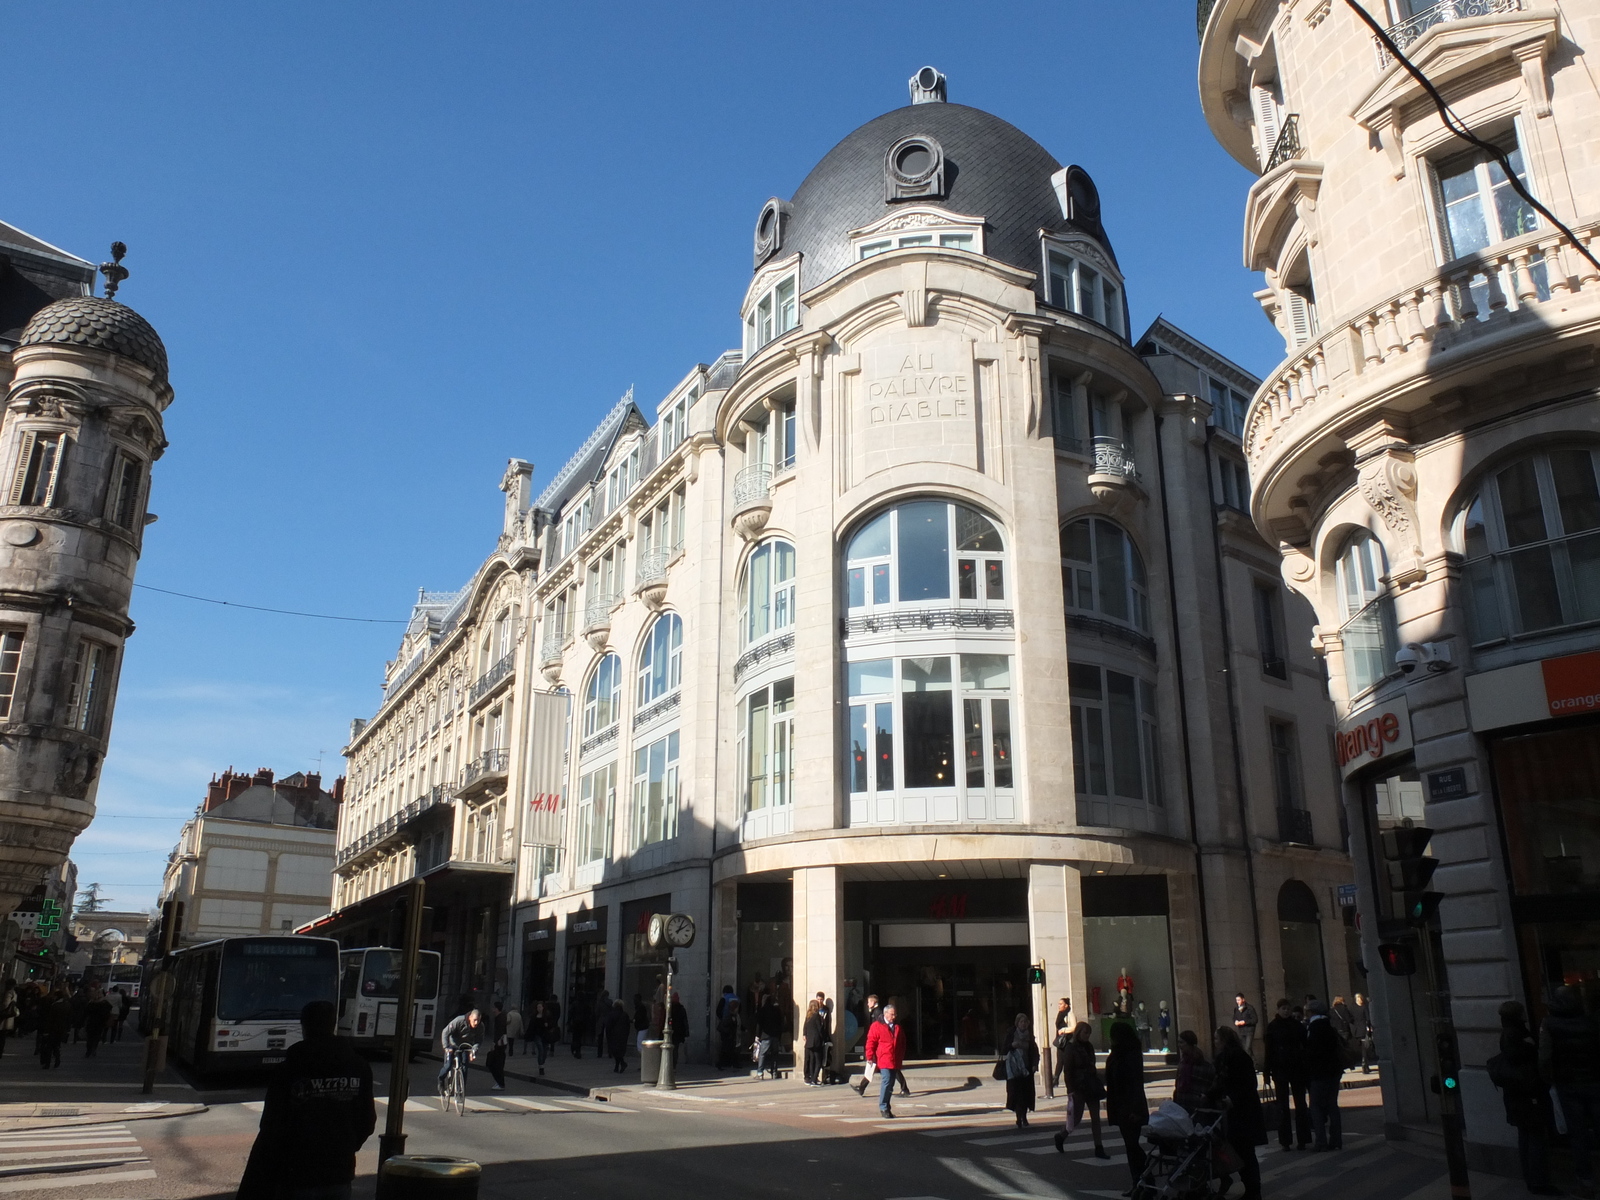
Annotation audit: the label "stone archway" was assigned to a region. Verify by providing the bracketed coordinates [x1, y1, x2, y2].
[1277, 880, 1328, 1004]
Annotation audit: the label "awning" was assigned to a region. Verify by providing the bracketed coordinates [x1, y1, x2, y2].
[296, 860, 514, 937]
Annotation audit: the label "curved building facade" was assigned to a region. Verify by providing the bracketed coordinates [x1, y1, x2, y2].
[1200, 0, 1600, 1169]
[325, 72, 1352, 1065]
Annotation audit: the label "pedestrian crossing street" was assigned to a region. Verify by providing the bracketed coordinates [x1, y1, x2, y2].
[238, 1092, 633, 1116]
[0, 1123, 155, 1194]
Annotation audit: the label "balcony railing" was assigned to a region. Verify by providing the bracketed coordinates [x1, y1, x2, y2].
[1264, 115, 1302, 172]
[1277, 806, 1315, 846]
[635, 550, 670, 587]
[469, 652, 515, 706]
[582, 593, 619, 631]
[1375, 0, 1524, 67]
[733, 463, 773, 507]
[459, 748, 510, 792]
[334, 785, 451, 867]
[1244, 219, 1600, 470]
[1091, 436, 1137, 479]
[538, 634, 566, 666]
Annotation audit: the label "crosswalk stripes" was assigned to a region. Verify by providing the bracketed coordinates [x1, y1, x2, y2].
[0, 1124, 155, 1194]
[239, 1093, 634, 1116]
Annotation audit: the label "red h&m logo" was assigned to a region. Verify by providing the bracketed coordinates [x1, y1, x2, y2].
[529, 792, 561, 813]
[929, 893, 968, 919]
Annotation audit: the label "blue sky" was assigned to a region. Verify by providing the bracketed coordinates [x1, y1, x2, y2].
[3, 1, 1273, 912]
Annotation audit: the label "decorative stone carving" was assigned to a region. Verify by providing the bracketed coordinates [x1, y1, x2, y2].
[1278, 541, 1317, 599]
[1357, 449, 1427, 586]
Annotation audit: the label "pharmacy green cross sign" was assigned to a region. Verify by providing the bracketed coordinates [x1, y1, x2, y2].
[35, 899, 60, 936]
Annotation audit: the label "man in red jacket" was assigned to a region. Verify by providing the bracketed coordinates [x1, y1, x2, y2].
[864, 1001, 908, 1117]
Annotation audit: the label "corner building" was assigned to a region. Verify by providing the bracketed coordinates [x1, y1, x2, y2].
[325, 72, 1353, 1062]
[1199, 0, 1600, 1171]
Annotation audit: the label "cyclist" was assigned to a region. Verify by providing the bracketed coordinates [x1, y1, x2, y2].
[438, 1008, 485, 1097]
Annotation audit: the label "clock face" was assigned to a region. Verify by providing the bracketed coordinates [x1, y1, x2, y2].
[665, 913, 696, 948]
[647, 913, 666, 948]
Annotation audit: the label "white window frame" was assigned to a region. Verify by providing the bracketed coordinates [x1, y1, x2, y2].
[631, 730, 680, 849]
[582, 652, 623, 739]
[844, 501, 1008, 614]
[9, 431, 66, 508]
[740, 540, 796, 647]
[743, 264, 799, 357]
[637, 612, 683, 706]
[1041, 237, 1125, 336]
[848, 207, 986, 263]
[64, 639, 113, 735]
[1060, 517, 1151, 633]
[740, 677, 794, 815]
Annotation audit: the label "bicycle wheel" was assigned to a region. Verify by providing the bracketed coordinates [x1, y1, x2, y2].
[438, 1063, 452, 1112]
[452, 1060, 467, 1116]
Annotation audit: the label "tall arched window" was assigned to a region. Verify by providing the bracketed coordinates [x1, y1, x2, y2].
[638, 613, 683, 705]
[1455, 448, 1600, 642]
[582, 653, 622, 738]
[1061, 518, 1149, 632]
[1335, 531, 1397, 696]
[741, 540, 796, 645]
[844, 501, 1005, 611]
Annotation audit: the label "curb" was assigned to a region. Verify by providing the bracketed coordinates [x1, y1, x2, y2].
[0, 1103, 207, 1131]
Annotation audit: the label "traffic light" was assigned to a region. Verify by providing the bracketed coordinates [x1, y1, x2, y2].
[1380, 824, 1441, 925]
[1379, 943, 1416, 975]
[1027, 966, 1046, 985]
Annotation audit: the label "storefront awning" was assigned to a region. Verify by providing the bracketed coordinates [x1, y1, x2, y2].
[296, 860, 514, 938]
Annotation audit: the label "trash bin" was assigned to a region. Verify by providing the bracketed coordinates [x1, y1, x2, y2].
[640, 1038, 663, 1083]
[376, 1155, 481, 1200]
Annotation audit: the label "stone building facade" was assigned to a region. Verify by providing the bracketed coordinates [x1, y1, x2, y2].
[0, 223, 171, 918]
[318, 71, 1353, 1060]
[1199, 0, 1600, 1169]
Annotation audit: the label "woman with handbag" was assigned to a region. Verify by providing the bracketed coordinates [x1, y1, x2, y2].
[1001, 1013, 1040, 1127]
[1054, 1022, 1109, 1157]
[1207, 1026, 1266, 1200]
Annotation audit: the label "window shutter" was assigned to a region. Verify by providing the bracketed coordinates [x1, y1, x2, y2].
[7, 433, 34, 506]
[1253, 84, 1281, 168]
[1285, 290, 1313, 348]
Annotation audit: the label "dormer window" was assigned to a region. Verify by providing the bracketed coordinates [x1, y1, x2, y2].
[849, 208, 985, 263]
[745, 274, 798, 356]
[860, 231, 975, 259]
[1044, 244, 1125, 336]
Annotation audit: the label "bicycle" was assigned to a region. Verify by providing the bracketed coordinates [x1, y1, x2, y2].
[439, 1046, 471, 1115]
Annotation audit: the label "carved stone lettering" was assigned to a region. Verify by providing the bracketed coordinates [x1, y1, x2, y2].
[865, 350, 971, 423]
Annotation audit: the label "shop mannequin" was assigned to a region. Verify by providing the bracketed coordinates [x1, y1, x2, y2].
[1116, 967, 1133, 1015]
[1157, 1000, 1171, 1050]
[1135, 1002, 1151, 1051]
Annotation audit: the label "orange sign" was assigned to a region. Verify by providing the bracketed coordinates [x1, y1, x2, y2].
[1542, 650, 1600, 718]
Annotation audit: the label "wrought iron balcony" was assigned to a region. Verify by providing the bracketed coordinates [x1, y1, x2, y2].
[634, 550, 671, 611]
[334, 785, 452, 867]
[1264, 115, 1302, 172]
[732, 463, 774, 541]
[458, 748, 510, 797]
[469, 652, 515, 706]
[538, 635, 566, 666]
[1091, 436, 1137, 480]
[1375, 0, 1524, 67]
[1277, 806, 1315, 846]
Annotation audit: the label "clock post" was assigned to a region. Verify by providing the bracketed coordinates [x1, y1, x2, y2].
[649, 912, 695, 1091]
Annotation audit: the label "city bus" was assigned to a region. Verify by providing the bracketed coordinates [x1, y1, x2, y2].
[337, 947, 442, 1053]
[163, 936, 340, 1074]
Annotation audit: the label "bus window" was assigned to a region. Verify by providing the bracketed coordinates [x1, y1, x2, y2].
[217, 939, 337, 1022]
[361, 950, 440, 1001]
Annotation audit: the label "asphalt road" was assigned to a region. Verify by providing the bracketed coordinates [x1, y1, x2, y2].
[0, 1033, 1522, 1200]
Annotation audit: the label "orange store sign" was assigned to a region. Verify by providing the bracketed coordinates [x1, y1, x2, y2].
[1336, 696, 1414, 779]
[1541, 650, 1600, 718]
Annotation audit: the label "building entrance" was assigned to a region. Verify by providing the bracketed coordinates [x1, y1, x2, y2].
[871, 947, 1027, 1057]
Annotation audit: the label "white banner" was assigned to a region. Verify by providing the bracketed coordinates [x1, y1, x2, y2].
[522, 689, 570, 847]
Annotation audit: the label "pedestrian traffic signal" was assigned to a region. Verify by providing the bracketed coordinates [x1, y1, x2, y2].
[1436, 1031, 1460, 1093]
[1378, 942, 1416, 976]
[1380, 824, 1441, 926]
[1027, 966, 1045, 985]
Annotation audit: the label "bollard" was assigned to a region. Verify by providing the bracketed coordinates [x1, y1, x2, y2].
[376, 1155, 481, 1200]
[640, 1039, 663, 1085]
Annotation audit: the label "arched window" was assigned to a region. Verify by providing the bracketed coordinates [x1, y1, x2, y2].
[582, 653, 622, 739]
[1335, 531, 1396, 696]
[1277, 880, 1328, 1002]
[1455, 448, 1600, 642]
[741, 540, 796, 645]
[1061, 518, 1149, 632]
[638, 613, 683, 705]
[844, 501, 1005, 611]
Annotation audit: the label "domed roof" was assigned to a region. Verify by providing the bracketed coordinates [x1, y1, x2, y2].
[774, 101, 1103, 291]
[17, 295, 167, 383]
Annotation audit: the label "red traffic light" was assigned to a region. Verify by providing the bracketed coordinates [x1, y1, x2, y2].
[1379, 943, 1417, 976]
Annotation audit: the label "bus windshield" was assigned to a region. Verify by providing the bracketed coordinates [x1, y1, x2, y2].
[217, 939, 338, 1022]
[360, 950, 440, 1001]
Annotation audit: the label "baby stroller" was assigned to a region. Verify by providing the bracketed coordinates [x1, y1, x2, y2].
[1130, 1104, 1238, 1200]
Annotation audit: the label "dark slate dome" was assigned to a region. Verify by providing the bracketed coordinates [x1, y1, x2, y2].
[775, 101, 1103, 291]
[18, 295, 168, 383]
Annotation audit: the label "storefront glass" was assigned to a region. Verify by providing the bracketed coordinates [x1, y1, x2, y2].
[620, 895, 671, 1020]
[1082, 875, 1174, 1048]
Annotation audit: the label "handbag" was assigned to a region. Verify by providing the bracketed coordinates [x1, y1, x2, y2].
[993, 1057, 1007, 1081]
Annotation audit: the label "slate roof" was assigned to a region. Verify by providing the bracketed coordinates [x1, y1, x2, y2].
[532, 393, 646, 516]
[18, 295, 168, 383]
[777, 102, 1107, 294]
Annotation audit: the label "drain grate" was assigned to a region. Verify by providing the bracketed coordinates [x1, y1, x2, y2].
[37, 1107, 81, 1117]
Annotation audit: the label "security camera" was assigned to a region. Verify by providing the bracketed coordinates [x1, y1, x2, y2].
[1396, 641, 1453, 675]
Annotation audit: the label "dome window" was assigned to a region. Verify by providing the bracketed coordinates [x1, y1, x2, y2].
[752, 198, 791, 270]
[885, 135, 946, 202]
[1042, 236, 1126, 336]
[849, 207, 984, 262]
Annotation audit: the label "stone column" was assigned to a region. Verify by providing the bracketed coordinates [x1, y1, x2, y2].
[792, 865, 843, 1077]
[1028, 861, 1085, 1063]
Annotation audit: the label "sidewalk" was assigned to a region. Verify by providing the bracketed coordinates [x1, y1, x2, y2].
[0, 1025, 206, 1128]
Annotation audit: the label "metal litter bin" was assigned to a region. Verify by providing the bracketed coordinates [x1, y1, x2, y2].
[377, 1155, 481, 1199]
[640, 1038, 663, 1083]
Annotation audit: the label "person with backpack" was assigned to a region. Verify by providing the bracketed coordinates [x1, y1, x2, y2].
[1490, 1000, 1557, 1195]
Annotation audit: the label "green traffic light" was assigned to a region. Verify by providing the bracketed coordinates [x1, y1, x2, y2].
[1443, 1076, 1458, 1089]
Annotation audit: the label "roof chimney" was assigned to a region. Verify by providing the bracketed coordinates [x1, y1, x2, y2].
[909, 66, 946, 104]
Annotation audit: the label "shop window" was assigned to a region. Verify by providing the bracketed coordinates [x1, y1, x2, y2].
[582, 653, 622, 740]
[741, 541, 796, 647]
[1061, 518, 1150, 633]
[844, 501, 1005, 612]
[1456, 449, 1600, 643]
[741, 679, 794, 812]
[1494, 724, 1600, 896]
[845, 654, 1014, 822]
[1069, 662, 1162, 830]
[575, 761, 616, 865]
[631, 731, 679, 848]
[1335, 531, 1397, 697]
[637, 613, 683, 706]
